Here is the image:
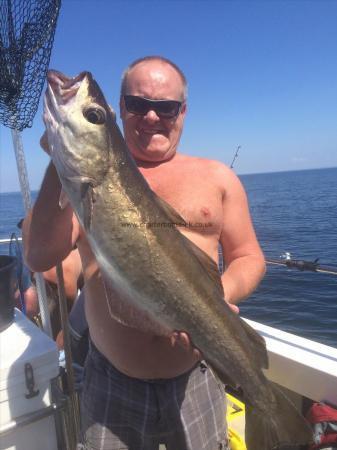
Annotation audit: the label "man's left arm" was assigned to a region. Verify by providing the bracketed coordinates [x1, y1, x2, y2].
[219, 166, 266, 305]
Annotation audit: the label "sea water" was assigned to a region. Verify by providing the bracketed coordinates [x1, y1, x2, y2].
[1, 167, 336, 347]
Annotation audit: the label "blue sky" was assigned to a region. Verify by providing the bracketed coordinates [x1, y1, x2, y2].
[0, 0, 336, 193]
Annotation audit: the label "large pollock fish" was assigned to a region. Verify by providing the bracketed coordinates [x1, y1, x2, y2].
[43, 70, 313, 450]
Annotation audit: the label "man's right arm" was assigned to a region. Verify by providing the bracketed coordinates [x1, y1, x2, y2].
[23, 161, 80, 272]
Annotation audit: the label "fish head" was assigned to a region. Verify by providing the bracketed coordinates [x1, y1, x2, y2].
[44, 70, 116, 186]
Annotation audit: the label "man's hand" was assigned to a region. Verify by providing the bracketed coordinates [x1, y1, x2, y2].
[170, 331, 202, 359]
[170, 300, 239, 359]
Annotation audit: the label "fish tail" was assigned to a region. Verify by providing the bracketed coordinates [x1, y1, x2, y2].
[245, 384, 313, 450]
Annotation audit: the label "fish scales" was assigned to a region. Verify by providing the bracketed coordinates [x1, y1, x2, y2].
[82, 107, 273, 410]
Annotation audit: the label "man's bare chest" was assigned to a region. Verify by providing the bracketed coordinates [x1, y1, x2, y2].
[144, 172, 223, 235]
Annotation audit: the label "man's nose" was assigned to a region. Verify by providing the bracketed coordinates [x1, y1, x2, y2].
[144, 109, 160, 122]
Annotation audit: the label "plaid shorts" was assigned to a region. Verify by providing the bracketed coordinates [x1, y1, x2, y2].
[79, 343, 228, 450]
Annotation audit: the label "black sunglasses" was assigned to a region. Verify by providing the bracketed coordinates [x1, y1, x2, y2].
[124, 95, 183, 119]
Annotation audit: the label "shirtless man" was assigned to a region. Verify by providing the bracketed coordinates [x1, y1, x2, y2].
[23, 56, 265, 450]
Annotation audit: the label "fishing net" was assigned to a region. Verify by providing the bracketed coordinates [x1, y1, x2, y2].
[0, 0, 61, 131]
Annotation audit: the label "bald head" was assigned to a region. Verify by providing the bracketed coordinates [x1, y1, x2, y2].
[121, 56, 188, 101]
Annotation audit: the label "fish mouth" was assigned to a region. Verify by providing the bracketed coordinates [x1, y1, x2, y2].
[43, 70, 92, 178]
[47, 70, 89, 104]
[43, 69, 110, 184]
[44, 70, 85, 125]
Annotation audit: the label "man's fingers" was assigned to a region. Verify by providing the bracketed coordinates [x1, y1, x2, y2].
[171, 331, 202, 359]
[229, 303, 240, 314]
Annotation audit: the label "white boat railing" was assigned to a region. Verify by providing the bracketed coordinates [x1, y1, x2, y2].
[246, 318, 337, 406]
[2, 236, 336, 407]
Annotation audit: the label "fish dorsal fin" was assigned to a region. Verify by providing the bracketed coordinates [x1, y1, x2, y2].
[153, 191, 224, 299]
[181, 232, 224, 298]
[185, 234, 268, 369]
[152, 192, 187, 227]
[153, 191, 268, 369]
[238, 319, 269, 369]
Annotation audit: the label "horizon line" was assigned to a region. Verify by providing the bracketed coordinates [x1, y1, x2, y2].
[1, 165, 337, 194]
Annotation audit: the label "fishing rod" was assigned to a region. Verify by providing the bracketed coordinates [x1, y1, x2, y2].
[230, 145, 241, 169]
[266, 255, 337, 276]
[0, 237, 22, 245]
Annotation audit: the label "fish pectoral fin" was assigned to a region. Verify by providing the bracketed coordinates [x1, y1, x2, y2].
[153, 193, 187, 227]
[58, 188, 70, 210]
[81, 183, 95, 231]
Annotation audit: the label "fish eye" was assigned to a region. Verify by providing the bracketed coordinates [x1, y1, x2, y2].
[83, 106, 106, 125]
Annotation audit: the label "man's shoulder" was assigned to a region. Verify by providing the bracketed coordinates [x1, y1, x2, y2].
[176, 153, 233, 177]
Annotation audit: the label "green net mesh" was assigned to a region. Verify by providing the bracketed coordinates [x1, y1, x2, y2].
[0, 0, 61, 131]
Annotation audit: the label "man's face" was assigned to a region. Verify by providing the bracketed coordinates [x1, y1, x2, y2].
[120, 61, 187, 163]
